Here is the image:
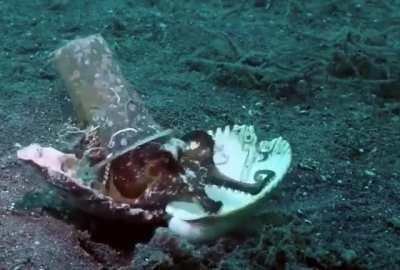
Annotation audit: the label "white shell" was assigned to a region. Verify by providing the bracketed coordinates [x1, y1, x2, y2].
[166, 125, 292, 241]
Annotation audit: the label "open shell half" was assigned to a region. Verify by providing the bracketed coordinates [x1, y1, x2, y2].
[166, 125, 292, 241]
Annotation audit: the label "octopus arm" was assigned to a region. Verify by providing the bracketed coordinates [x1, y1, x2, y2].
[207, 167, 275, 195]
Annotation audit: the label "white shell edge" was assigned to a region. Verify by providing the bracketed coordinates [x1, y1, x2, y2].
[166, 125, 292, 241]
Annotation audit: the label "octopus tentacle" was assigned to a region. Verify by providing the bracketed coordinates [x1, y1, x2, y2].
[180, 130, 274, 196]
[182, 172, 223, 213]
[207, 167, 275, 195]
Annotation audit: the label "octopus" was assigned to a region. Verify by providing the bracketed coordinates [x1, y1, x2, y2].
[92, 130, 275, 215]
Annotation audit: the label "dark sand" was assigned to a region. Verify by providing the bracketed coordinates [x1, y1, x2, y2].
[1, 1, 399, 269]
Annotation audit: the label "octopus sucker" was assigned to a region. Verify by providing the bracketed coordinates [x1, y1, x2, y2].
[17, 34, 292, 241]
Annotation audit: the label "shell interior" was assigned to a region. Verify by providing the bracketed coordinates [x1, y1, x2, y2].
[166, 125, 292, 231]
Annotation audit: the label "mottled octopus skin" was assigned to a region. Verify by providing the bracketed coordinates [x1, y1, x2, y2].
[104, 140, 223, 213]
[103, 131, 273, 214]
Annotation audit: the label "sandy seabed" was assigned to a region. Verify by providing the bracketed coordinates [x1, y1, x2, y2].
[1, 1, 399, 269]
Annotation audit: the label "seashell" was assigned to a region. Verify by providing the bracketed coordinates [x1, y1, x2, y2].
[166, 125, 292, 241]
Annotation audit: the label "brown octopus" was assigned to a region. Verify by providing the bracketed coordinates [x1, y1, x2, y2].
[96, 130, 274, 214]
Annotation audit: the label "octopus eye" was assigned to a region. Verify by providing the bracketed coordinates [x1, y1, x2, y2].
[182, 130, 214, 150]
[189, 141, 200, 150]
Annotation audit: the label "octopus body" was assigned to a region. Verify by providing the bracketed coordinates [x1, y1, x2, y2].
[100, 131, 274, 214]
[102, 139, 221, 214]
